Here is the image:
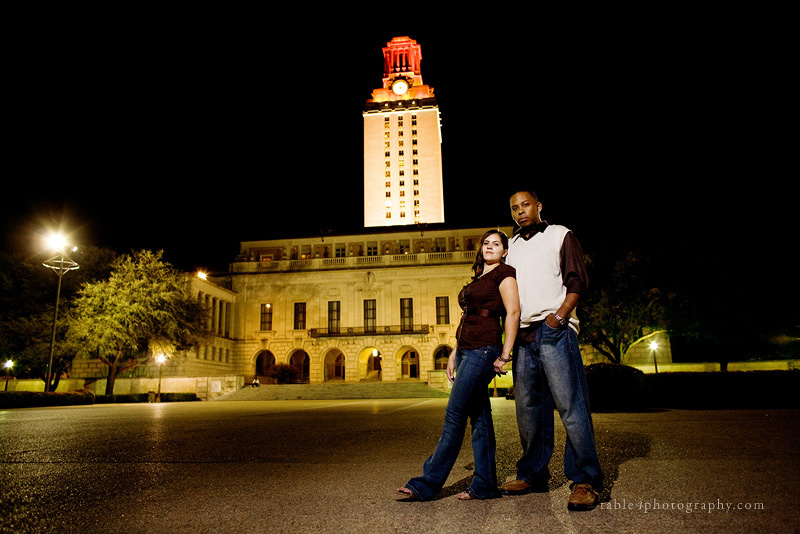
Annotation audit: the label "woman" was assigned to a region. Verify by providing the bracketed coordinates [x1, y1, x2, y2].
[397, 229, 520, 501]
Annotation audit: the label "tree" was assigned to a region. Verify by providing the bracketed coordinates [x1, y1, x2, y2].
[580, 250, 670, 364]
[67, 250, 212, 395]
[0, 247, 118, 389]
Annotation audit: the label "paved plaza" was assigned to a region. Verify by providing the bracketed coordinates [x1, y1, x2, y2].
[1, 398, 798, 533]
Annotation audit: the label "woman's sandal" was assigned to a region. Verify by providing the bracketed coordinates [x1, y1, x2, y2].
[457, 490, 476, 500]
[396, 487, 419, 500]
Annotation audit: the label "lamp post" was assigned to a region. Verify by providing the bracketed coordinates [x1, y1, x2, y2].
[156, 354, 166, 402]
[4, 360, 12, 392]
[649, 341, 659, 374]
[42, 234, 79, 392]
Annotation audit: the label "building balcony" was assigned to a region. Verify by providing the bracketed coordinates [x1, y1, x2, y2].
[231, 251, 476, 273]
[309, 324, 430, 338]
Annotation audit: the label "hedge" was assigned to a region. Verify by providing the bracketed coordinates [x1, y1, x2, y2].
[0, 391, 95, 409]
[585, 364, 800, 411]
[0, 391, 198, 409]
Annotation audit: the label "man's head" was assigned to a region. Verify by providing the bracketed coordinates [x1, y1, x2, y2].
[509, 190, 542, 229]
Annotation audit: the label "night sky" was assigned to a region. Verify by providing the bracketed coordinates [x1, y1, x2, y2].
[3, 10, 793, 275]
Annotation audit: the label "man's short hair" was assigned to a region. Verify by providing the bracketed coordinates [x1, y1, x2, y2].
[511, 189, 539, 202]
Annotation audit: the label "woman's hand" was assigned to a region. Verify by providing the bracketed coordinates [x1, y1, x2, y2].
[494, 356, 510, 374]
[446, 349, 457, 383]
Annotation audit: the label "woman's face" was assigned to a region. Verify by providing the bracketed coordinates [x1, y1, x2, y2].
[481, 233, 507, 264]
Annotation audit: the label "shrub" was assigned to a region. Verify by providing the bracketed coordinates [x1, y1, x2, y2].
[269, 364, 302, 384]
[585, 363, 649, 412]
[160, 392, 199, 402]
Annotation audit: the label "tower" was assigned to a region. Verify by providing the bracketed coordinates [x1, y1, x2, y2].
[363, 36, 445, 228]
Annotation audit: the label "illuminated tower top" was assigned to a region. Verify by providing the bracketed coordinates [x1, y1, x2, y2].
[368, 36, 435, 104]
[363, 36, 444, 227]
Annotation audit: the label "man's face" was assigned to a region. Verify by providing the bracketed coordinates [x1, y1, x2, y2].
[510, 191, 542, 228]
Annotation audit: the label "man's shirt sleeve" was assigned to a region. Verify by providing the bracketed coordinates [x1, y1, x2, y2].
[560, 232, 589, 295]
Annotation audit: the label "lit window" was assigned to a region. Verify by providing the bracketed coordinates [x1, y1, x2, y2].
[260, 303, 273, 331]
[294, 303, 306, 330]
[436, 297, 450, 325]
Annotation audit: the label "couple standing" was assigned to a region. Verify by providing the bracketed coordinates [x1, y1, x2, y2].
[396, 189, 604, 511]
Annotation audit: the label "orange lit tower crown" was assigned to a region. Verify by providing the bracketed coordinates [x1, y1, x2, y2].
[363, 36, 444, 227]
[368, 36, 435, 103]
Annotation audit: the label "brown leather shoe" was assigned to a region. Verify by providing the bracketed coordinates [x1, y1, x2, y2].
[500, 479, 532, 495]
[500, 478, 549, 495]
[567, 483, 599, 511]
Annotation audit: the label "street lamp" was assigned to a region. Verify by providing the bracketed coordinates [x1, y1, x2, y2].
[4, 360, 12, 392]
[42, 233, 79, 392]
[649, 341, 659, 374]
[156, 354, 166, 402]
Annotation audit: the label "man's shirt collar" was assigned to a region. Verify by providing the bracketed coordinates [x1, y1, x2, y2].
[514, 221, 549, 241]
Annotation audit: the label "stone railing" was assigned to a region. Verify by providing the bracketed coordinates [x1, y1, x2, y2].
[232, 251, 476, 273]
[309, 324, 430, 337]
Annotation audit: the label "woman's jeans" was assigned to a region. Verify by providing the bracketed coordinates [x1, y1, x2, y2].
[405, 346, 502, 500]
[512, 322, 604, 490]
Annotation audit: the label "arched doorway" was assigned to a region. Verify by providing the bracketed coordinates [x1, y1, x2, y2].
[255, 350, 276, 377]
[324, 350, 345, 382]
[358, 347, 382, 381]
[400, 349, 419, 380]
[289, 350, 310, 383]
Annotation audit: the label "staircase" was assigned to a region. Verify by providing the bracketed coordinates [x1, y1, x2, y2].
[215, 381, 451, 401]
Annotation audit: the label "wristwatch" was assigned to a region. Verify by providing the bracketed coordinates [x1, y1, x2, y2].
[553, 312, 567, 327]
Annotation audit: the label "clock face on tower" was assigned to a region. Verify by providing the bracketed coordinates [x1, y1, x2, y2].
[391, 78, 409, 95]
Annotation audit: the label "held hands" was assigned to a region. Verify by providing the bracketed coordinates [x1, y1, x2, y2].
[448, 349, 511, 381]
[494, 355, 511, 375]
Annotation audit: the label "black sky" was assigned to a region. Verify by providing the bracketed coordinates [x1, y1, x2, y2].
[3, 9, 793, 273]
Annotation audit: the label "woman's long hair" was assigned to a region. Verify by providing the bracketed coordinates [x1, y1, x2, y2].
[470, 229, 509, 281]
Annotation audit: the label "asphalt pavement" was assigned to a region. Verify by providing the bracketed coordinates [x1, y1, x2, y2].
[1, 398, 798, 533]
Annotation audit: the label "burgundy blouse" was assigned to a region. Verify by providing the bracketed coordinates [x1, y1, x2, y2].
[456, 263, 516, 349]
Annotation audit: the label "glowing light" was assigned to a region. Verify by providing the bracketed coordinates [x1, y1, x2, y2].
[157, 354, 166, 364]
[46, 232, 67, 252]
[197, 271, 208, 280]
[4, 361, 12, 369]
[649, 341, 659, 350]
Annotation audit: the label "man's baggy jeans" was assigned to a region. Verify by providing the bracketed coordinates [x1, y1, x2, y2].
[512, 322, 604, 490]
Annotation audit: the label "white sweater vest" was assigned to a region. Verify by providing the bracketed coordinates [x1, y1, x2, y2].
[506, 224, 580, 332]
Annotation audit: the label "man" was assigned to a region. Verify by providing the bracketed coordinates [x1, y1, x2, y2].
[501, 189, 604, 511]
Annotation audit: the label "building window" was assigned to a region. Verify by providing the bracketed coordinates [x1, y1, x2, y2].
[294, 302, 306, 330]
[435, 296, 450, 325]
[328, 301, 340, 333]
[367, 242, 377, 256]
[335, 243, 346, 258]
[364, 299, 376, 333]
[260, 303, 273, 331]
[400, 298, 413, 332]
